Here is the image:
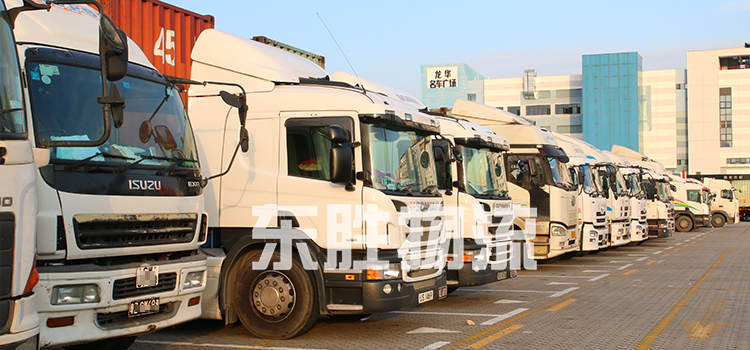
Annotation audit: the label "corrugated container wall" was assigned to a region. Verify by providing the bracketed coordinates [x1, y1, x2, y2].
[100, 0, 214, 81]
[731, 180, 750, 207]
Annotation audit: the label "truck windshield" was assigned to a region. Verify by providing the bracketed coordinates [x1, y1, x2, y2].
[368, 124, 438, 194]
[614, 170, 628, 196]
[546, 156, 571, 189]
[460, 145, 508, 197]
[27, 62, 198, 169]
[0, 5, 25, 138]
[627, 173, 643, 197]
[657, 182, 672, 202]
[579, 165, 596, 195]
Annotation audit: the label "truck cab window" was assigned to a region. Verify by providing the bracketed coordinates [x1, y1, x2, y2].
[285, 117, 353, 181]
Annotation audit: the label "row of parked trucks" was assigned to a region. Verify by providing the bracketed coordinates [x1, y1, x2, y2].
[0, 2, 739, 349]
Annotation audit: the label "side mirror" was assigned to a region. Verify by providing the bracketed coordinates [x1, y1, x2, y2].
[219, 90, 247, 127]
[328, 125, 349, 144]
[330, 145, 354, 185]
[528, 160, 538, 176]
[451, 147, 463, 163]
[670, 185, 677, 192]
[109, 83, 125, 128]
[99, 13, 128, 82]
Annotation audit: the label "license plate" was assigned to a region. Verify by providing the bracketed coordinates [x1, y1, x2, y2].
[418, 290, 434, 304]
[128, 297, 159, 317]
[510, 270, 518, 278]
[497, 271, 507, 280]
[136, 266, 159, 288]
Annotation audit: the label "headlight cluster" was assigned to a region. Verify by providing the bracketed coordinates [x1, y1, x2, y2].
[366, 262, 401, 280]
[183, 271, 205, 289]
[51, 284, 100, 305]
[551, 225, 567, 236]
[462, 249, 487, 263]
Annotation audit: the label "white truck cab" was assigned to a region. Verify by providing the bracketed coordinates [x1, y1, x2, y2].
[429, 115, 516, 290]
[553, 134, 608, 251]
[703, 178, 739, 226]
[451, 100, 579, 261]
[188, 29, 448, 339]
[603, 151, 648, 243]
[668, 175, 711, 232]
[15, 5, 208, 349]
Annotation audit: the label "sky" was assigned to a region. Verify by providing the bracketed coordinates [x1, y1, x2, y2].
[169, 0, 750, 98]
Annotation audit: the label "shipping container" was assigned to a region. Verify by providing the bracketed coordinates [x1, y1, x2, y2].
[100, 0, 214, 81]
[731, 180, 750, 206]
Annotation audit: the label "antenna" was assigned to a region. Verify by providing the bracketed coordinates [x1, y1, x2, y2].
[317, 13, 365, 93]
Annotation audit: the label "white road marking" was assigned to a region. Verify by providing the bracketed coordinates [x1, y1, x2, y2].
[520, 275, 598, 279]
[408, 327, 461, 334]
[494, 299, 527, 304]
[588, 274, 610, 281]
[609, 261, 628, 263]
[481, 308, 529, 325]
[656, 260, 666, 264]
[664, 246, 674, 249]
[582, 270, 607, 273]
[636, 257, 648, 261]
[470, 289, 557, 294]
[548, 282, 577, 285]
[617, 264, 633, 270]
[548, 287, 580, 298]
[627, 254, 647, 256]
[652, 250, 663, 254]
[135, 340, 327, 350]
[419, 341, 451, 350]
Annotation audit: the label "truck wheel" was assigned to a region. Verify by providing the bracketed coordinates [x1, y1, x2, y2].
[711, 214, 726, 228]
[447, 286, 459, 294]
[64, 336, 137, 350]
[675, 216, 693, 232]
[235, 251, 319, 339]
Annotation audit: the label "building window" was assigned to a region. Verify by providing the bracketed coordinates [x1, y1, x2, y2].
[507, 106, 521, 116]
[727, 158, 750, 165]
[719, 55, 750, 70]
[467, 93, 476, 102]
[496, 107, 504, 110]
[555, 103, 582, 115]
[526, 105, 551, 116]
[557, 125, 583, 133]
[537, 90, 551, 99]
[555, 89, 582, 98]
[720, 87, 732, 147]
[677, 159, 688, 166]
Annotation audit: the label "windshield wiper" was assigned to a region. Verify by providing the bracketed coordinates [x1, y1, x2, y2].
[1, 108, 23, 115]
[64, 152, 134, 171]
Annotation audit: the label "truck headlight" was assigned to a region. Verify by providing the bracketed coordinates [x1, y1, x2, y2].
[183, 271, 205, 289]
[463, 249, 486, 262]
[51, 284, 100, 305]
[366, 262, 401, 280]
[550, 225, 567, 236]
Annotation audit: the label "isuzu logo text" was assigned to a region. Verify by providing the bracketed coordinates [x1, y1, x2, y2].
[128, 179, 162, 191]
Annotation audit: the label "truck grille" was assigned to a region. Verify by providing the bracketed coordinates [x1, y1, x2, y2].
[0, 213, 14, 302]
[74, 213, 197, 249]
[112, 272, 177, 300]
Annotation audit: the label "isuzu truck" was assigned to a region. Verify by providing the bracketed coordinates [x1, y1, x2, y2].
[603, 151, 648, 244]
[189, 29, 448, 339]
[15, 5, 208, 349]
[553, 133, 608, 251]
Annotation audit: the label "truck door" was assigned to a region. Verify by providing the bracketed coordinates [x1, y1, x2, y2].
[278, 113, 364, 251]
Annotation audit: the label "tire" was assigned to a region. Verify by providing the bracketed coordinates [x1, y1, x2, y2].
[446, 286, 459, 294]
[234, 250, 319, 339]
[675, 216, 693, 232]
[64, 336, 137, 350]
[711, 213, 726, 228]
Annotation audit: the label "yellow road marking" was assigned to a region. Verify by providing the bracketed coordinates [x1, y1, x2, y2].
[673, 248, 680, 252]
[740, 226, 750, 237]
[445, 291, 580, 350]
[660, 253, 670, 258]
[623, 269, 638, 276]
[634, 250, 729, 350]
[683, 298, 729, 339]
[466, 325, 524, 348]
[546, 298, 577, 312]
[645, 260, 657, 265]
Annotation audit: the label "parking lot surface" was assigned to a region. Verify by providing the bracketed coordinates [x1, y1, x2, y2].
[111, 223, 750, 350]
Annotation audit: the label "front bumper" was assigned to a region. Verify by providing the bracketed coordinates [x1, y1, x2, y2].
[36, 255, 206, 348]
[647, 219, 671, 238]
[696, 214, 711, 227]
[581, 223, 607, 251]
[609, 221, 631, 247]
[630, 220, 648, 242]
[358, 272, 448, 313]
[0, 333, 38, 350]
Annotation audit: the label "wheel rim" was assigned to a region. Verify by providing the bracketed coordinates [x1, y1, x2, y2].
[251, 271, 295, 322]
